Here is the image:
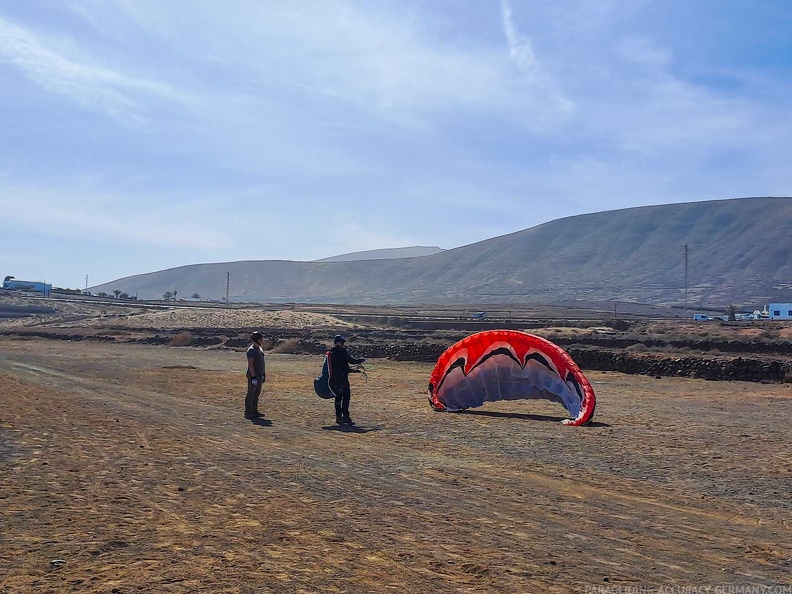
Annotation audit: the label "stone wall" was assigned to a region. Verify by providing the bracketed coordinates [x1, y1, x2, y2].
[566, 348, 792, 383]
[555, 336, 792, 356]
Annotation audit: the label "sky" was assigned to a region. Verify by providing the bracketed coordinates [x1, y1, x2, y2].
[1, 0, 790, 289]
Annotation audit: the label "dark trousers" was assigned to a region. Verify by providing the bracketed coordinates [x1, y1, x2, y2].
[332, 381, 351, 418]
[245, 378, 263, 414]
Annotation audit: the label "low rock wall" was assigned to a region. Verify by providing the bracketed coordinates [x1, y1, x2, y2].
[557, 336, 792, 356]
[567, 348, 792, 383]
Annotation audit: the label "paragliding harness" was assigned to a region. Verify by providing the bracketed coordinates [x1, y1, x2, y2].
[313, 350, 367, 400]
[314, 350, 335, 400]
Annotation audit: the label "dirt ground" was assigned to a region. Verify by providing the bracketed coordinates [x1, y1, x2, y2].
[1, 335, 790, 593]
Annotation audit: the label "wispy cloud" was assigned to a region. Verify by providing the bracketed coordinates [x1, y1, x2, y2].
[66, 0, 573, 126]
[0, 15, 188, 126]
[66, 0, 171, 40]
[499, 0, 574, 116]
[500, 0, 543, 82]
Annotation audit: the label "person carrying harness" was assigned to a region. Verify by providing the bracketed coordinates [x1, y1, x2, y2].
[328, 334, 365, 426]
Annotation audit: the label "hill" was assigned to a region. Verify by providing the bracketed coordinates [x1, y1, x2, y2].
[89, 197, 792, 307]
[312, 246, 445, 262]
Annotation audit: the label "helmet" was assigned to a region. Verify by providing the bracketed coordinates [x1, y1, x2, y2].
[251, 331, 263, 342]
[333, 334, 346, 344]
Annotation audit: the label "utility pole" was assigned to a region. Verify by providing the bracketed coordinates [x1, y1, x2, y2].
[85, 275, 88, 291]
[683, 243, 689, 314]
[226, 272, 230, 304]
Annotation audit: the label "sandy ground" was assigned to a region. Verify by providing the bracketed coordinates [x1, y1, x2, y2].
[51, 307, 356, 331]
[1, 337, 791, 593]
[0, 296, 353, 331]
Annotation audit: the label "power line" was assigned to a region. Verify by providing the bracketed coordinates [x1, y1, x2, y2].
[684, 243, 689, 312]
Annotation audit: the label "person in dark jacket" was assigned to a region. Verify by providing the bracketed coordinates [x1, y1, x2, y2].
[244, 331, 266, 418]
[328, 334, 364, 426]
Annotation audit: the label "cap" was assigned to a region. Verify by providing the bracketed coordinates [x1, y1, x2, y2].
[333, 334, 346, 343]
[251, 331, 263, 342]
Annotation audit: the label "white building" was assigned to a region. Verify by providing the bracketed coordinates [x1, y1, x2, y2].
[768, 303, 792, 320]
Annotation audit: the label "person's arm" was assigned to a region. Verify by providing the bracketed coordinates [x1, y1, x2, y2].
[247, 355, 256, 378]
[345, 350, 365, 365]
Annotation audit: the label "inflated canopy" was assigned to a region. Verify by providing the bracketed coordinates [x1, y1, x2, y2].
[428, 330, 596, 426]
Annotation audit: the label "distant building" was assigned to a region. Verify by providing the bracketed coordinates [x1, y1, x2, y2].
[768, 303, 792, 320]
[2, 279, 52, 297]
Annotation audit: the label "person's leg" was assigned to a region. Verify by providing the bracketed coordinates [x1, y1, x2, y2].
[253, 382, 264, 415]
[244, 378, 257, 417]
[334, 388, 343, 424]
[341, 382, 353, 424]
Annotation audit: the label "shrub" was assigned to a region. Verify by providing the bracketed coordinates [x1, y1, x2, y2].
[169, 332, 194, 347]
[270, 338, 303, 354]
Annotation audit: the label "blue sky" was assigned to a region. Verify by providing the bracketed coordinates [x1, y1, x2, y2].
[1, 0, 790, 289]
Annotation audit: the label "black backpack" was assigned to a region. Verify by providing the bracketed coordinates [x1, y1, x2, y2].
[313, 351, 336, 399]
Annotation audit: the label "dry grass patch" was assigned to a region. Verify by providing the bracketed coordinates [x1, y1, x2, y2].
[169, 331, 194, 346]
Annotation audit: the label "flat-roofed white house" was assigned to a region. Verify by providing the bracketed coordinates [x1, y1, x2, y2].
[768, 303, 792, 320]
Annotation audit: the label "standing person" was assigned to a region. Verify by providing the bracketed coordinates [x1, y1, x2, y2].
[328, 334, 365, 426]
[245, 331, 266, 419]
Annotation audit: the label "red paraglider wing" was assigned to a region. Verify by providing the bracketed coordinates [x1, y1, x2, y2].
[428, 330, 596, 426]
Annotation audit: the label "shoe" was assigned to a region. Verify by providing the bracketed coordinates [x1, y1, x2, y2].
[336, 416, 344, 425]
[342, 417, 355, 426]
[244, 412, 255, 419]
[253, 411, 265, 418]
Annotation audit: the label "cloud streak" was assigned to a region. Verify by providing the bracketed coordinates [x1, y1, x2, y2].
[499, 0, 574, 116]
[0, 15, 188, 125]
[500, 0, 543, 82]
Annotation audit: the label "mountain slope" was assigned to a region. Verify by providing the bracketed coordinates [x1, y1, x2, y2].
[312, 246, 445, 262]
[90, 197, 792, 307]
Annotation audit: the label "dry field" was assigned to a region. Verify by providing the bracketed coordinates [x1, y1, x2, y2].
[0, 296, 353, 332]
[1, 333, 791, 593]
